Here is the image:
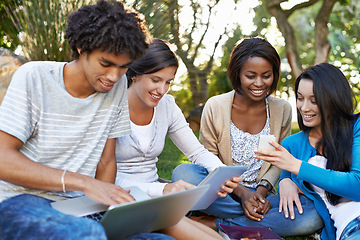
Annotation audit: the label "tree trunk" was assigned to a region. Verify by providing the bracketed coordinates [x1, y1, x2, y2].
[266, 0, 303, 78]
[314, 0, 337, 64]
[188, 69, 210, 106]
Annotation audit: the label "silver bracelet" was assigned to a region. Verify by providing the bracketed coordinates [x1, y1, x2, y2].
[61, 169, 67, 193]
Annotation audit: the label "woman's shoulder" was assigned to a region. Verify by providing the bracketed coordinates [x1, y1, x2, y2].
[267, 96, 292, 121]
[282, 131, 307, 146]
[353, 114, 360, 126]
[157, 94, 179, 113]
[160, 94, 175, 103]
[209, 90, 235, 100]
[205, 90, 235, 106]
[13, 61, 65, 80]
[158, 94, 177, 107]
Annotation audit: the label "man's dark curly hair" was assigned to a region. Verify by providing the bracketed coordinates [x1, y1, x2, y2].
[65, 0, 151, 60]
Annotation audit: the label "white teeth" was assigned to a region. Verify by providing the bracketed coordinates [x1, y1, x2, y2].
[251, 89, 264, 94]
[101, 80, 112, 86]
[151, 94, 161, 99]
[304, 114, 315, 118]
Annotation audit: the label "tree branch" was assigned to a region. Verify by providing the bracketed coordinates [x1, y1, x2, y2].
[285, 0, 319, 17]
[186, 0, 198, 56]
[191, 2, 217, 62]
[205, 24, 227, 71]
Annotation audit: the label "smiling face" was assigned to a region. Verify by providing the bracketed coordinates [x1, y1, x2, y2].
[78, 49, 132, 95]
[238, 56, 274, 102]
[129, 66, 177, 109]
[296, 78, 321, 130]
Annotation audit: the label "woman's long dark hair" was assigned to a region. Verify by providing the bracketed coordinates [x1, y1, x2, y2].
[126, 38, 179, 87]
[295, 62, 357, 205]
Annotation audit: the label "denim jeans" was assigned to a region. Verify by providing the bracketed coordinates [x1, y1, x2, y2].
[172, 163, 324, 237]
[340, 215, 360, 240]
[0, 194, 174, 240]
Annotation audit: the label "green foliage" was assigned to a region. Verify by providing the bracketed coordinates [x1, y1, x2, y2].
[328, 1, 360, 109]
[168, 80, 194, 116]
[0, 0, 23, 50]
[2, 0, 93, 61]
[127, 0, 173, 41]
[208, 26, 243, 98]
[208, 68, 232, 98]
[251, 1, 272, 38]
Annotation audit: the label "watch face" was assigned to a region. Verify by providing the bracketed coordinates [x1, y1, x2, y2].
[259, 180, 270, 190]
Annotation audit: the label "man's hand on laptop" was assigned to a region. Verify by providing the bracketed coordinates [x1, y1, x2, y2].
[163, 180, 195, 195]
[82, 178, 135, 206]
[217, 176, 243, 197]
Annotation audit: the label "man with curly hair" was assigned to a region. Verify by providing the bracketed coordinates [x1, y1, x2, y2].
[0, 1, 177, 239]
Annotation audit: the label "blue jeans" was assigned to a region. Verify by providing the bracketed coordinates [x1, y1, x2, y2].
[0, 194, 173, 240]
[172, 163, 324, 237]
[340, 215, 360, 240]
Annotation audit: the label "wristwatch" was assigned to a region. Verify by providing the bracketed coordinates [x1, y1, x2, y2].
[257, 180, 272, 191]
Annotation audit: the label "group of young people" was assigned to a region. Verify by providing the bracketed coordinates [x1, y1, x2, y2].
[0, 0, 359, 240]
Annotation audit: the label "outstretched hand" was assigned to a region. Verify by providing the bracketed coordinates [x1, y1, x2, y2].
[254, 141, 301, 175]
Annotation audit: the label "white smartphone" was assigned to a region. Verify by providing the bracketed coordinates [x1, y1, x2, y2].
[258, 135, 276, 151]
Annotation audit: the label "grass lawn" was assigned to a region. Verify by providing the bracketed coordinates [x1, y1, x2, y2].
[157, 132, 314, 240]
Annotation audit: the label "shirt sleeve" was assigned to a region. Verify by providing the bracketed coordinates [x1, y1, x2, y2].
[279, 137, 293, 180]
[0, 63, 39, 143]
[120, 179, 167, 198]
[199, 97, 222, 158]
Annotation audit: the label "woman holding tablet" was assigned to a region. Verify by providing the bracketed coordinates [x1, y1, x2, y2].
[114, 38, 241, 240]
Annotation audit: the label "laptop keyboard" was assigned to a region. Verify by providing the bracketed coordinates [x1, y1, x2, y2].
[84, 211, 106, 222]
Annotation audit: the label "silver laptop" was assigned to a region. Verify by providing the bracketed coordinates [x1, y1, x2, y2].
[51, 185, 210, 240]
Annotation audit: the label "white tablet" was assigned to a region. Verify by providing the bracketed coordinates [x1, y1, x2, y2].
[191, 165, 247, 210]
